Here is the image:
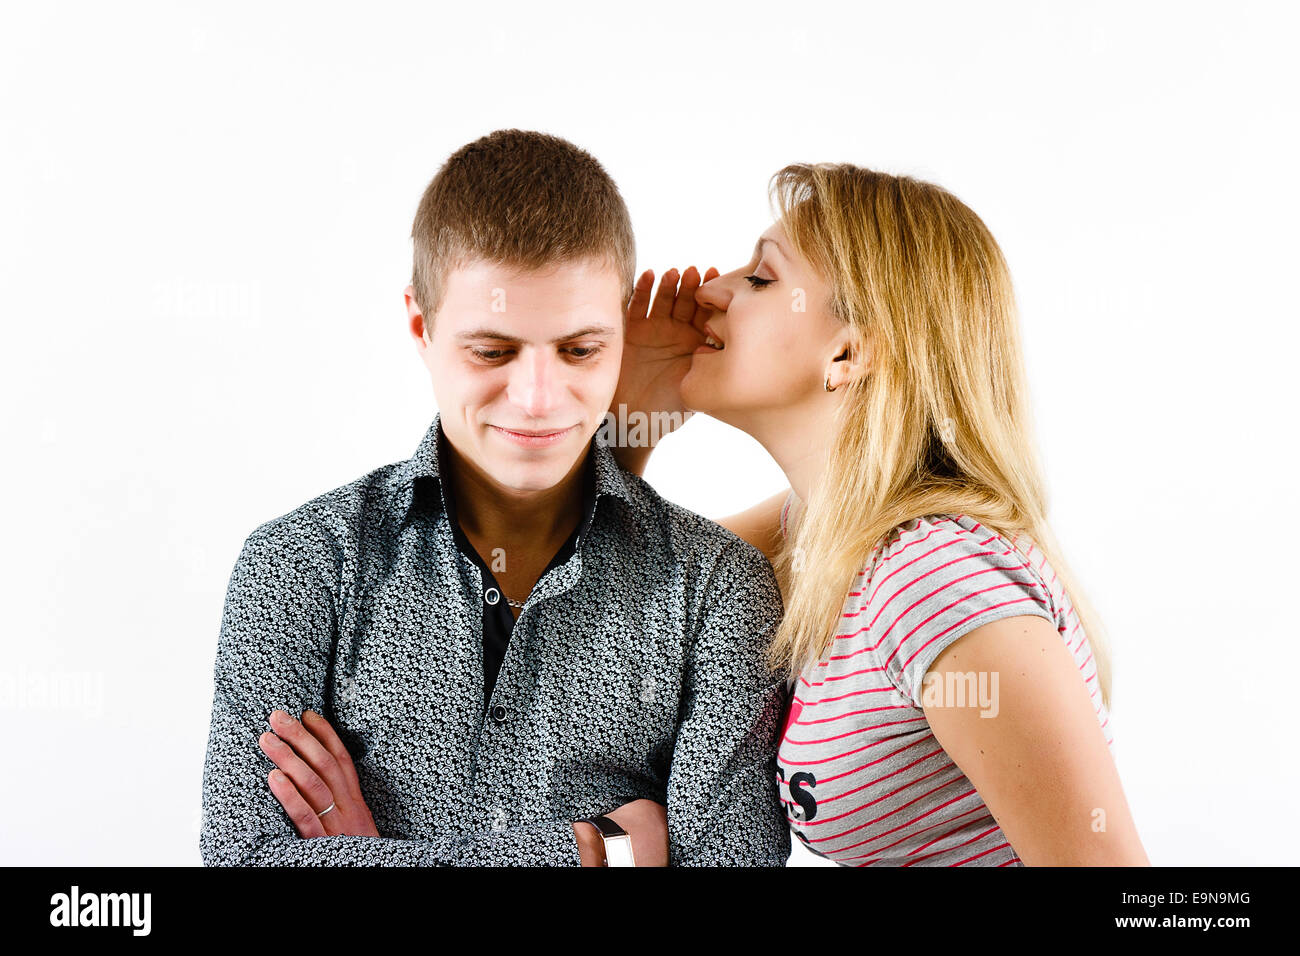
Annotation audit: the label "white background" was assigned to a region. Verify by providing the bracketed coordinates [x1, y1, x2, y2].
[1, 1, 1296, 866]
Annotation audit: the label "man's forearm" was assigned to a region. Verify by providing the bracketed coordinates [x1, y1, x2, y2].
[201, 681, 585, 867]
[666, 696, 792, 867]
[201, 822, 585, 867]
[664, 540, 792, 866]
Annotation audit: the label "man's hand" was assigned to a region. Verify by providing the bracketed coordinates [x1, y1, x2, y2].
[259, 709, 380, 838]
[572, 798, 669, 866]
[612, 266, 719, 473]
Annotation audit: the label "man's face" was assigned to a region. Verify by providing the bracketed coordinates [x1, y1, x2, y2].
[407, 257, 624, 496]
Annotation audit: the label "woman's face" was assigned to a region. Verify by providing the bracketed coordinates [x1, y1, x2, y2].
[681, 222, 845, 429]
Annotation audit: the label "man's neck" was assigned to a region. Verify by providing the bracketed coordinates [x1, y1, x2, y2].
[442, 437, 588, 551]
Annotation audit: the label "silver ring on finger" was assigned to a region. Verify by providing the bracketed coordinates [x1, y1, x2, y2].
[317, 801, 337, 818]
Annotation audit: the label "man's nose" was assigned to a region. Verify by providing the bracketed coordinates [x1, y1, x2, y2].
[507, 348, 562, 418]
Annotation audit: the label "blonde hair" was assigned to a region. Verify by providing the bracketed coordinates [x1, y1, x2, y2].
[768, 163, 1112, 711]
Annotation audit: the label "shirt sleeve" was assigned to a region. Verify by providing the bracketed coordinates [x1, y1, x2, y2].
[199, 521, 583, 867]
[664, 539, 792, 866]
[865, 518, 1056, 709]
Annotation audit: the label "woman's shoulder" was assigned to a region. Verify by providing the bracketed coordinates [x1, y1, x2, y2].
[867, 513, 998, 567]
[843, 514, 1061, 699]
[857, 513, 1056, 615]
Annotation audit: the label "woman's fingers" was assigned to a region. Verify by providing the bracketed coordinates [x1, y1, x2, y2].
[627, 268, 655, 321]
[647, 267, 680, 320]
[267, 769, 329, 838]
[671, 266, 701, 323]
[633, 263, 711, 329]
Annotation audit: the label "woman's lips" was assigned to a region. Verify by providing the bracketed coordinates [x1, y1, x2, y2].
[489, 424, 576, 447]
[695, 327, 725, 354]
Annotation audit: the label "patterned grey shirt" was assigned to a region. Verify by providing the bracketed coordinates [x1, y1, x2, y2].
[200, 413, 791, 866]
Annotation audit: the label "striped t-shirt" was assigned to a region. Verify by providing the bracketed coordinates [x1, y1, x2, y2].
[775, 493, 1112, 866]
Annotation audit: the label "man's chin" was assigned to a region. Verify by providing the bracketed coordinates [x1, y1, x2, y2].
[481, 429, 587, 491]
[492, 463, 574, 496]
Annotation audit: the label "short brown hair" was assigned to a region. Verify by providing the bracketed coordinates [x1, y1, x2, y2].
[410, 129, 636, 322]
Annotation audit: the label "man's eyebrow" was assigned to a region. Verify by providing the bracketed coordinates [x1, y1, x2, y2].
[453, 324, 619, 344]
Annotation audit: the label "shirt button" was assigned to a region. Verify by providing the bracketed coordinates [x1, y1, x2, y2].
[490, 705, 507, 723]
[484, 587, 500, 605]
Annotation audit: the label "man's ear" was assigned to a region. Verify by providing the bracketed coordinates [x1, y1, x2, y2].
[405, 285, 431, 348]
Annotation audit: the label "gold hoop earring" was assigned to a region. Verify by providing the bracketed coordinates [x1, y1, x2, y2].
[824, 373, 837, 393]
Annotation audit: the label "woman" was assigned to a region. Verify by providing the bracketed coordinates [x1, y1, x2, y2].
[613, 163, 1148, 866]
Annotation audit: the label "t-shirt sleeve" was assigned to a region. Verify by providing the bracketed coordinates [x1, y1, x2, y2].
[862, 518, 1056, 708]
[778, 490, 796, 541]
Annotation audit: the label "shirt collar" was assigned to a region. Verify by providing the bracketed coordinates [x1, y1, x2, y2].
[393, 411, 635, 525]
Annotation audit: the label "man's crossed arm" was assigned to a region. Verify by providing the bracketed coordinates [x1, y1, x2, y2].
[200, 523, 790, 866]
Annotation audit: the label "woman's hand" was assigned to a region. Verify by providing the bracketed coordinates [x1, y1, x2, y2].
[573, 798, 669, 866]
[259, 709, 381, 839]
[612, 266, 719, 473]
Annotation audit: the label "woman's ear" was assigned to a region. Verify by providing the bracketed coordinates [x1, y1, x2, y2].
[824, 336, 870, 391]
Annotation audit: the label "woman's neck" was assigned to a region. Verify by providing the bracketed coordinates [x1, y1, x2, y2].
[736, 397, 839, 506]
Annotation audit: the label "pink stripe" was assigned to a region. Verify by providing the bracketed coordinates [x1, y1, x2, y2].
[780, 725, 940, 769]
[841, 806, 990, 862]
[794, 735, 940, 788]
[908, 818, 1000, 857]
[855, 544, 1018, 627]
[847, 536, 968, 619]
[897, 595, 1046, 674]
[872, 567, 1051, 664]
[809, 751, 952, 807]
[800, 763, 960, 824]
[953, 841, 1013, 866]
[902, 823, 1003, 866]
[800, 662, 888, 686]
[818, 786, 980, 850]
[782, 715, 930, 746]
[793, 684, 897, 707]
[792, 704, 920, 727]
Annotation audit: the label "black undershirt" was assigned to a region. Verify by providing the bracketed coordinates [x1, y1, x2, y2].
[438, 432, 599, 712]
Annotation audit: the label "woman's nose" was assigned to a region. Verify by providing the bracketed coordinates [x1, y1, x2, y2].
[694, 272, 731, 312]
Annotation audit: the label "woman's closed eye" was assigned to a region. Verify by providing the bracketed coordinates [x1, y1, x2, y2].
[744, 274, 775, 289]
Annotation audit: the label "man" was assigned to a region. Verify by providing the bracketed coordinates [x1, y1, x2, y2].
[199, 129, 791, 865]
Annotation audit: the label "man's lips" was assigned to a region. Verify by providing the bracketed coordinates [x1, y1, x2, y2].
[495, 425, 572, 436]
[489, 424, 577, 447]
